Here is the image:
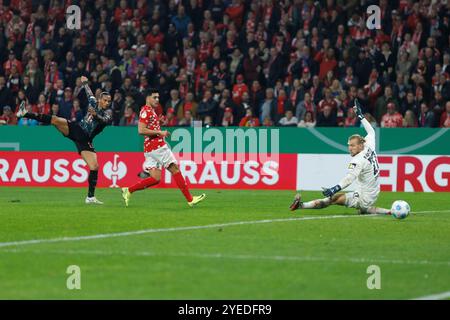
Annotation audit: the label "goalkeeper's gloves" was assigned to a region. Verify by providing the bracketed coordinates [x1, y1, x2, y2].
[353, 99, 364, 120]
[322, 185, 342, 198]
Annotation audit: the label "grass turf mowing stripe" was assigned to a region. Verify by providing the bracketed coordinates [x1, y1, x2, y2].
[2, 248, 450, 267]
[412, 290, 450, 300]
[0, 210, 447, 249]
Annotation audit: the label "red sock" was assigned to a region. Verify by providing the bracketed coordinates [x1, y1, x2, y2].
[173, 171, 193, 202]
[129, 177, 159, 193]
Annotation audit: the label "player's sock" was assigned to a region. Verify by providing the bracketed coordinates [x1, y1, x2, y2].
[24, 113, 52, 124]
[301, 198, 331, 209]
[173, 171, 193, 202]
[129, 176, 159, 193]
[88, 170, 98, 197]
[364, 207, 391, 215]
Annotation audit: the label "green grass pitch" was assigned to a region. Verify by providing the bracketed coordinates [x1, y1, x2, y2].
[0, 186, 449, 299]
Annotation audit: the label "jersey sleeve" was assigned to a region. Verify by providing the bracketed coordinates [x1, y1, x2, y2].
[95, 109, 112, 124]
[139, 108, 150, 125]
[361, 118, 375, 150]
[338, 159, 364, 189]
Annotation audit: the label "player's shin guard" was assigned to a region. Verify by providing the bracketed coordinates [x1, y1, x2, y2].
[88, 170, 98, 197]
[362, 207, 391, 215]
[302, 197, 331, 209]
[129, 176, 159, 193]
[173, 171, 193, 202]
[24, 113, 52, 124]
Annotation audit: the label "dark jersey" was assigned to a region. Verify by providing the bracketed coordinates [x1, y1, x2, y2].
[79, 99, 113, 139]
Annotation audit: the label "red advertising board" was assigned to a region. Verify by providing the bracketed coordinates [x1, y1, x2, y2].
[0, 152, 297, 190]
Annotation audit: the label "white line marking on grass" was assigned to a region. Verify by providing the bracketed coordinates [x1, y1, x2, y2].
[0, 214, 375, 249]
[412, 290, 450, 300]
[412, 210, 450, 214]
[2, 248, 450, 267]
[0, 210, 446, 250]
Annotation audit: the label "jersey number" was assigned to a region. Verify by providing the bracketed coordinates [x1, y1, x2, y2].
[365, 150, 379, 177]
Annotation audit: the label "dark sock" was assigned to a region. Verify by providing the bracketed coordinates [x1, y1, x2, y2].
[88, 170, 98, 198]
[25, 113, 52, 125]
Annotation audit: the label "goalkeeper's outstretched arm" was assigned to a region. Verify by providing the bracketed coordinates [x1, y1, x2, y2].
[354, 99, 375, 150]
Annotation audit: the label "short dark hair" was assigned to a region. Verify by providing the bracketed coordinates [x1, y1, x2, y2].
[100, 92, 111, 98]
[147, 88, 159, 96]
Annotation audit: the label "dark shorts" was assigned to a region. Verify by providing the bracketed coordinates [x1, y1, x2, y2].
[66, 121, 95, 154]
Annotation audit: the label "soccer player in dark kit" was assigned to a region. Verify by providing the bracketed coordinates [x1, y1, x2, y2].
[16, 76, 112, 204]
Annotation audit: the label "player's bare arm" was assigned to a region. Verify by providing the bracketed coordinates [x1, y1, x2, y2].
[137, 122, 170, 138]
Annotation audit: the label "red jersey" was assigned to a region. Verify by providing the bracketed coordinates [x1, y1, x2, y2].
[139, 105, 166, 152]
[381, 112, 403, 128]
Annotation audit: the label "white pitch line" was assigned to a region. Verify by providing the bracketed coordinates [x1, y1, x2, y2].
[2, 248, 449, 267]
[0, 214, 374, 249]
[412, 290, 450, 300]
[0, 210, 446, 250]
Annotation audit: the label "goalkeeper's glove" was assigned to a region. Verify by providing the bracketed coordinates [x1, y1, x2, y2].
[353, 99, 364, 120]
[322, 185, 342, 198]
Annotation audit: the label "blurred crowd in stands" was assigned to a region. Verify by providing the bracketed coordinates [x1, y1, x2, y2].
[0, 0, 449, 128]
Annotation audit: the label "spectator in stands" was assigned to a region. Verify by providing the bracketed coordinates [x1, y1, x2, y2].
[232, 74, 248, 106]
[401, 91, 419, 116]
[71, 99, 83, 123]
[297, 111, 316, 128]
[221, 107, 234, 127]
[278, 110, 298, 127]
[197, 90, 217, 122]
[161, 107, 178, 127]
[295, 92, 315, 123]
[344, 107, 358, 127]
[175, 92, 198, 120]
[316, 105, 337, 127]
[58, 87, 73, 120]
[374, 85, 399, 123]
[259, 88, 276, 125]
[36, 93, 50, 115]
[0, 106, 17, 125]
[119, 106, 138, 126]
[166, 89, 183, 115]
[179, 110, 193, 127]
[0, 76, 13, 112]
[381, 102, 403, 128]
[239, 108, 260, 127]
[440, 101, 450, 128]
[403, 110, 418, 128]
[418, 103, 436, 128]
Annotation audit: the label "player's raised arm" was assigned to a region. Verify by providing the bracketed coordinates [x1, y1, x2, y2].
[80, 76, 95, 97]
[353, 99, 375, 150]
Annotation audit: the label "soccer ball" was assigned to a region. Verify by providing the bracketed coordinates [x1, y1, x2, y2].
[391, 200, 410, 219]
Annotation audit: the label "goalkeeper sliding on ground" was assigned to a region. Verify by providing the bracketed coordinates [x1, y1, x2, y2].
[290, 99, 391, 215]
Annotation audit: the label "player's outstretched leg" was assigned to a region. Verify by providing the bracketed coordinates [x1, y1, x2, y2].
[17, 101, 69, 135]
[17, 101, 52, 124]
[167, 163, 205, 207]
[122, 169, 161, 207]
[290, 193, 332, 211]
[81, 151, 103, 204]
[360, 207, 391, 215]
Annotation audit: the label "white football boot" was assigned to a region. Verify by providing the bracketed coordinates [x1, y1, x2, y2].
[85, 197, 104, 204]
[16, 101, 26, 118]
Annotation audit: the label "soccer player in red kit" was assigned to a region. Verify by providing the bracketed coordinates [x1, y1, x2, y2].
[121, 89, 206, 207]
